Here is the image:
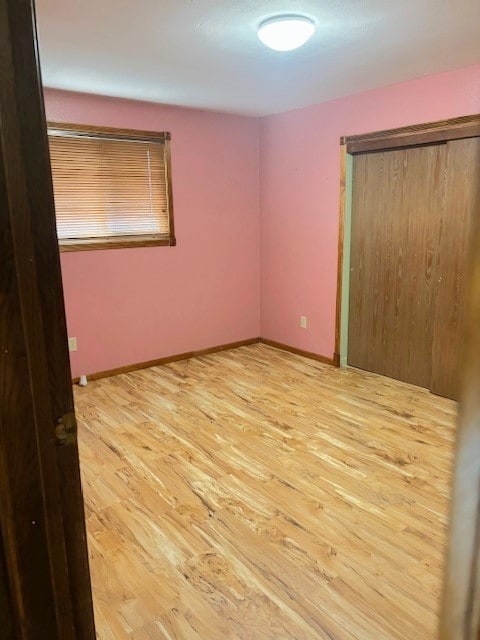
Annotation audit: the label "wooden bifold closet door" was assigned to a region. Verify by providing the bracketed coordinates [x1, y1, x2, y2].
[348, 136, 480, 400]
[430, 137, 480, 399]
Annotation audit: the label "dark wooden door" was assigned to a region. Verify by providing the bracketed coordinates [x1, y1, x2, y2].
[0, 534, 15, 640]
[430, 137, 480, 400]
[348, 143, 447, 388]
[0, 0, 95, 637]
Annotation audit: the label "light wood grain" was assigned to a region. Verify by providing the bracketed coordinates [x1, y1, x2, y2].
[74, 343, 456, 639]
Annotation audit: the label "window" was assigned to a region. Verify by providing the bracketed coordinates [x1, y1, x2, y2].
[47, 122, 175, 251]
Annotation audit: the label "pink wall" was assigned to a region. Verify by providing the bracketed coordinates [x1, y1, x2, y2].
[259, 65, 480, 359]
[44, 89, 260, 377]
[45, 65, 480, 377]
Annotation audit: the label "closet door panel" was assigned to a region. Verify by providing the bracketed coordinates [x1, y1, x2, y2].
[348, 144, 447, 387]
[430, 137, 480, 400]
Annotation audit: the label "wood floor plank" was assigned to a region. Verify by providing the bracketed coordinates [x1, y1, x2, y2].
[74, 344, 456, 639]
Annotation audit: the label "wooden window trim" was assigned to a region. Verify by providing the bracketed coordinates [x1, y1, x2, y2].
[341, 113, 480, 154]
[59, 235, 176, 252]
[47, 121, 176, 252]
[47, 121, 171, 143]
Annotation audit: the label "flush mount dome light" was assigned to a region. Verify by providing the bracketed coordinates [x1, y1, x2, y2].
[258, 15, 315, 51]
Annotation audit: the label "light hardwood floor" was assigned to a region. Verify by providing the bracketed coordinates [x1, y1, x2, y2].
[74, 343, 457, 640]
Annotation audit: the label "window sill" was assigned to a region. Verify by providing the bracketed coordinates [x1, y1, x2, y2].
[59, 235, 176, 252]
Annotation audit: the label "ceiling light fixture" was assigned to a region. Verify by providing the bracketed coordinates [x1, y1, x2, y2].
[257, 15, 315, 52]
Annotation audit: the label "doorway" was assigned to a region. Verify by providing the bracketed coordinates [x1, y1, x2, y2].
[336, 116, 480, 400]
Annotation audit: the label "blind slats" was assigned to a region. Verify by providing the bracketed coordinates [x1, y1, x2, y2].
[48, 131, 170, 241]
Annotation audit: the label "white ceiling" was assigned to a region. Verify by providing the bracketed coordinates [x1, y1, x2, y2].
[36, 0, 480, 117]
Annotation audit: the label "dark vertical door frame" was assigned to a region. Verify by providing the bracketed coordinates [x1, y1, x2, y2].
[0, 0, 95, 638]
[334, 113, 480, 367]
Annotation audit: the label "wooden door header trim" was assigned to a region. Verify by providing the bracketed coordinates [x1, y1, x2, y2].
[341, 113, 480, 154]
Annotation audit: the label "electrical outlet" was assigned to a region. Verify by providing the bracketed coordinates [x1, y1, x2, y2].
[68, 337, 78, 352]
[300, 316, 307, 329]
